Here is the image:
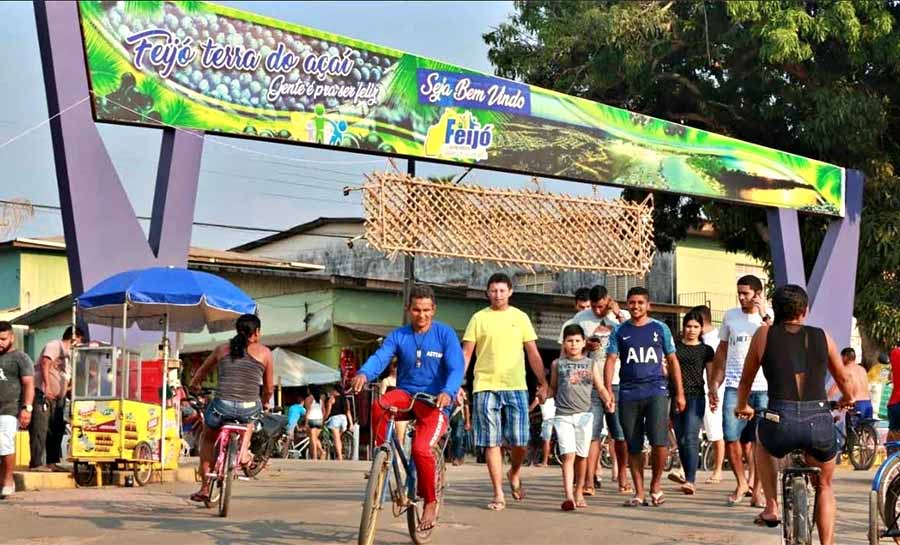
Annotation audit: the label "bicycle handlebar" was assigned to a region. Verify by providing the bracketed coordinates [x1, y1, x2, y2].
[378, 392, 439, 413]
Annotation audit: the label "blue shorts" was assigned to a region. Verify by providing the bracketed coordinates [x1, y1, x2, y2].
[473, 390, 529, 448]
[204, 398, 261, 430]
[854, 400, 874, 421]
[605, 385, 625, 441]
[723, 387, 768, 443]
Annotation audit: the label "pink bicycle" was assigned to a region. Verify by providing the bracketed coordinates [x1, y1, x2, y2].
[202, 411, 255, 517]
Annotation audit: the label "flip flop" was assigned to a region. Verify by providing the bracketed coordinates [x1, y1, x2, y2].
[704, 476, 722, 484]
[753, 514, 781, 528]
[618, 483, 634, 494]
[507, 470, 525, 501]
[575, 498, 588, 509]
[561, 499, 576, 511]
[667, 472, 686, 485]
[680, 483, 696, 495]
[650, 491, 666, 506]
[623, 496, 646, 507]
[583, 487, 595, 497]
[487, 500, 506, 511]
[189, 491, 210, 503]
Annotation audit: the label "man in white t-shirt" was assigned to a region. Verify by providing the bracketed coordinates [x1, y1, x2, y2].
[559, 285, 630, 493]
[709, 275, 771, 506]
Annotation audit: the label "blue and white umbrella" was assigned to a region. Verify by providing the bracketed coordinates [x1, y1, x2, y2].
[77, 266, 257, 333]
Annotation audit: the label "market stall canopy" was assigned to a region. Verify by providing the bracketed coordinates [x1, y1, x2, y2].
[77, 266, 257, 333]
[273, 348, 340, 387]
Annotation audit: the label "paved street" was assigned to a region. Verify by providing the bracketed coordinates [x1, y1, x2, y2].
[0, 459, 875, 545]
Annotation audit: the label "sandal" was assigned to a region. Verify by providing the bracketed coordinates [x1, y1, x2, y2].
[575, 498, 588, 509]
[561, 499, 576, 511]
[704, 475, 722, 484]
[189, 491, 210, 503]
[583, 487, 595, 497]
[623, 496, 646, 507]
[618, 483, 634, 494]
[650, 491, 666, 506]
[680, 483, 695, 495]
[753, 514, 781, 528]
[487, 500, 506, 511]
[507, 470, 525, 501]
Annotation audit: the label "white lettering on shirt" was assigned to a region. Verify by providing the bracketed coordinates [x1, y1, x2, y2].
[626, 346, 659, 365]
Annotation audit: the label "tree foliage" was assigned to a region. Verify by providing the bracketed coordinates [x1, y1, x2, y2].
[485, 0, 900, 349]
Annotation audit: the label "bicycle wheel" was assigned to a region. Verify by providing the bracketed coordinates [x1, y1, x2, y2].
[219, 434, 238, 518]
[701, 442, 714, 472]
[851, 424, 878, 471]
[553, 441, 563, 466]
[407, 444, 446, 545]
[132, 441, 154, 486]
[359, 448, 390, 545]
[870, 489, 881, 545]
[883, 472, 900, 542]
[784, 475, 813, 545]
[243, 442, 270, 478]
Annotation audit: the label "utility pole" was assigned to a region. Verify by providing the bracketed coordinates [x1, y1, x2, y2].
[402, 159, 415, 324]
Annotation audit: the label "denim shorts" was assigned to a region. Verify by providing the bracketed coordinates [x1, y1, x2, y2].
[723, 387, 768, 443]
[604, 385, 625, 441]
[589, 394, 605, 441]
[618, 395, 669, 455]
[757, 399, 837, 463]
[204, 398, 261, 429]
[326, 414, 348, 431]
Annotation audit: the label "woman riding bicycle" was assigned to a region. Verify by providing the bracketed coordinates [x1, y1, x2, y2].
[188, 313, 274, 503]
[734, 284, 854, 544]
[350, 285, 464, 532]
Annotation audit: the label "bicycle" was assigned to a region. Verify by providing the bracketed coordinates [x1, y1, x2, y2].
[781, 449, 820, 545]
[834, 408, 878, 471]
[868, 440, 900, 544]
[358, 392, 450, 545]
[192, 395, 258, 518]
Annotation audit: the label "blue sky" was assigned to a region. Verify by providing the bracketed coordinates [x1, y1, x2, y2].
[0, 1, 616, 250]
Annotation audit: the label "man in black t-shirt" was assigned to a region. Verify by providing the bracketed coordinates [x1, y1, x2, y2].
[0, 321, 35, 499]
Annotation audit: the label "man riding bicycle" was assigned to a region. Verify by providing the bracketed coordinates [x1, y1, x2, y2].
[351, 285, 464, 532]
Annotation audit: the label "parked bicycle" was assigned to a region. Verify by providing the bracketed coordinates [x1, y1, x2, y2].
[834, 407, 878, 471]
[358, 392, 450, 545]
[244, 411, 289, 478]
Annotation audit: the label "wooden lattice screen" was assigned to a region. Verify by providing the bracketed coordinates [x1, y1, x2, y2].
[361, 172, 656, 275]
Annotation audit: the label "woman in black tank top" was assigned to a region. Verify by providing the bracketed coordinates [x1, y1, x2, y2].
[732, 285, 854, 543]
[187, 314, 274, 503]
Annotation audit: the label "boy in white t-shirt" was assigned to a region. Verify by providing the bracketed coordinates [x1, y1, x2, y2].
[709, 275, 771, 506]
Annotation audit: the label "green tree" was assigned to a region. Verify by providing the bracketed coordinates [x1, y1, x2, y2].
[485, 0, 900, 354]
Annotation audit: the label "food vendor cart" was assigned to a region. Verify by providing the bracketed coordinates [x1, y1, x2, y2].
[70, 266, 258, 487]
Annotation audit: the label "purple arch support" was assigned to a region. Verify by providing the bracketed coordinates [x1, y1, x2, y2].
[767, 170, 864, 348]
[33, 1, 203, 296]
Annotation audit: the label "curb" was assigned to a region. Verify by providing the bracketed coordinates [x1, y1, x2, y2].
[13, 466, 198, 491]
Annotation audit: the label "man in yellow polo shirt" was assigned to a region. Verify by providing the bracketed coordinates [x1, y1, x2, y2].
[462, 272, 548, 511]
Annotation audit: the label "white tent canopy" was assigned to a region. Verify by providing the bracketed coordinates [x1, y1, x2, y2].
[272, 348, 340, 387]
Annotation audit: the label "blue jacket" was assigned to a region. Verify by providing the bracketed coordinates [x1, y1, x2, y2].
[359, 321, 465, 398]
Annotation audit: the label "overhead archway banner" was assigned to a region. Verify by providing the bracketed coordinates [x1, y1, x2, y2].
[77, 1, 845, 216]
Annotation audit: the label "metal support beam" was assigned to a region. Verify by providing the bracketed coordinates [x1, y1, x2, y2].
[401, 160, 416, 323]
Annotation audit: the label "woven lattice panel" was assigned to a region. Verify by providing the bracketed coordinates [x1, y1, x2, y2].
[362, 173, 656, 275]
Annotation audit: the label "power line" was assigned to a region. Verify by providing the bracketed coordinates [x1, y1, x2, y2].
[0, 198, 360, 236]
